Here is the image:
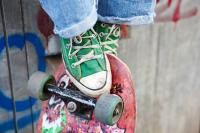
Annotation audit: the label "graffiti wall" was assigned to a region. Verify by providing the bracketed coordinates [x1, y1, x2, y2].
[37, 7, 60, 56]
[0, 33, 44, 132]
[156, 0, 198, 23]
[119, 0, 200, 133]
[0, 0, 61, 132]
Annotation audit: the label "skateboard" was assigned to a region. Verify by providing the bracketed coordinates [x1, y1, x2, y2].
[28, 54, 136, 133]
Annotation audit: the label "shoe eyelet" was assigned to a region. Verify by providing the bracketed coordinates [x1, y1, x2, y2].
[71, 63, 76, 68]
[68, 55, 72, 59]
[92, 34, 97, 38]
[73, 36, 82, 44]
[99, 32, 104, 37]
[101, 23, 106, 27]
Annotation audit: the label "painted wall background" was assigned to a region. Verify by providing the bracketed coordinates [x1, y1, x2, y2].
[119, 0, 200, 133]
[0, 0, 199, 132]
[0, 0, 61, 132]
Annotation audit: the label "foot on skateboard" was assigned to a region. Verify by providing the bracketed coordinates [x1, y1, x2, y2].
[59, 28, 112, 97]
[29, 54, 136, 133]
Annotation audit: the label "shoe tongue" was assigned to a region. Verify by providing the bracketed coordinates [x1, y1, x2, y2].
[74, 31, 105, 77]
[73, 30, 95, 60]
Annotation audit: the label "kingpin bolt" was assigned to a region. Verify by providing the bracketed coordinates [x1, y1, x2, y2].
[67, 101, 77, 113]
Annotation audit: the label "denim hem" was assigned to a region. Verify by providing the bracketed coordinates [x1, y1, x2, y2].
[150, 0, 157, 16]
[98, 0, 156, 25]
[54, 5, 98, 38]
[98, 13, 155, 25]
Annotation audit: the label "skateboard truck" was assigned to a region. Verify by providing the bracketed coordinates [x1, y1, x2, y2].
[27, 71, 124, 126]
[46, 84, 96, 120]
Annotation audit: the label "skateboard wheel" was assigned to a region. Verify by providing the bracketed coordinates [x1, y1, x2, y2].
[94, 94, 123, 126]
[27, 71, 55, 101]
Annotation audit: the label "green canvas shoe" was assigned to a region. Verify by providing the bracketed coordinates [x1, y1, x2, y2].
[60, 28, 111, 97]
[94, 22, 121, 55]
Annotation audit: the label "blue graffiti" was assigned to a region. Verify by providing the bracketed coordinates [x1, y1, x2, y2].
[0, 33, 46, 131]
[0, 110, 40, 132]
[0, 91, 37, 112]
[0, 33, 45, 71]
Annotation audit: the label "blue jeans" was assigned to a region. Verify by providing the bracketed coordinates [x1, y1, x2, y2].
[39, 0, 156, 38]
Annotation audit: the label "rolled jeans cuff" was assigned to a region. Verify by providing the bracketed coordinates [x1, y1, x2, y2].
[98, 13, 155, 25]
[97, 0, 156, 25]
[54, 5, 98, 38]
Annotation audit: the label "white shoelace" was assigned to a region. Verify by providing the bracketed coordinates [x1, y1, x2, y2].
[66, 28, 102, 68]
[99, 24, 120, 55]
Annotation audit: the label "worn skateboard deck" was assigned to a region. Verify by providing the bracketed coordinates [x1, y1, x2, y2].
[37, 54, 136, 133]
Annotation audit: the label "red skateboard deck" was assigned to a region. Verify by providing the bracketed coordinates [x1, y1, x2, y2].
[37, 54, 136, 133]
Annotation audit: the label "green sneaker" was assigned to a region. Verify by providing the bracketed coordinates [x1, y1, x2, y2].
[94, 22, 121, 55]
[60, 28, 111, 97]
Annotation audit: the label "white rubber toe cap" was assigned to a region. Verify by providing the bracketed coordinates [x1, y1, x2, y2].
[80, 71, 107, 90]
